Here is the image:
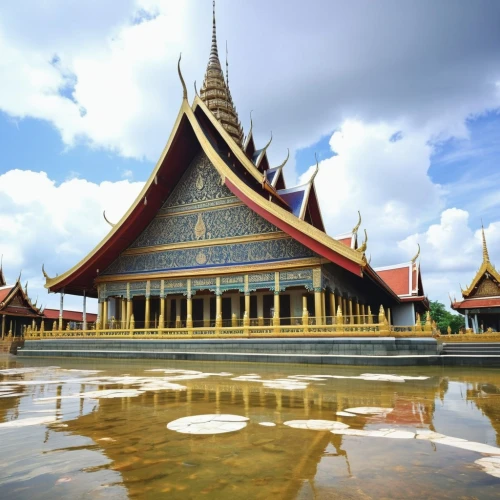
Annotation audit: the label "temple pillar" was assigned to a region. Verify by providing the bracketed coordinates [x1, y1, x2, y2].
[1, 315, 5, 340]
[329, 293, 335, 321]
[387, 307, 392, 326]
[348, 298, 353, 324]
[59, 290, 64, 330]
[273, 272, 280, 326]
[321, 291, 326, 324]
[186, 279, 193, 328]
[159, 295, 165, 329]
[360, 303, 365, 323]
[103, 299, 108, 330]
[82, 290, 87, 330]
[215, 277, 222, 328]
[145, 297, 150, 329]
[355, 300, 360, 325]
[175, 298, 181, 327]
[314, 290, 322, 325]
[245, 293, 250, 321]
[465, 309, 469, 330]
[126, 299, 132, 329]
[120, 298, 126, 328]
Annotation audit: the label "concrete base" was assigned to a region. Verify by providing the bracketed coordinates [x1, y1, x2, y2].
[17, 337, 441, 366]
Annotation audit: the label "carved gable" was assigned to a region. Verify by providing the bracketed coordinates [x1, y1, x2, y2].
[474, 277, 500, 298]
[102, 151, 317, 277]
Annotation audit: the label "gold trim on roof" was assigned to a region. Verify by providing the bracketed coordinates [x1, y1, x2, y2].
[46, 95, 364, 293]
[462, 226, 500, 297]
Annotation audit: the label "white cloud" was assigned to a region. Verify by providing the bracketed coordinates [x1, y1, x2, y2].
[0, 170, 143, 312]
[399, 209, 500, 306]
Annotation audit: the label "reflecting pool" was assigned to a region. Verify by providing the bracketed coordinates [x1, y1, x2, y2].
[1, 356, 500, 499]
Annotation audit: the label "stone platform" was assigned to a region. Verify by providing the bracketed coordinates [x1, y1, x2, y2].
[18, 337, 440, 366]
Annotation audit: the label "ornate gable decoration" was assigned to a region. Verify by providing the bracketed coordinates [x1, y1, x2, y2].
[462, 226, 500, 298]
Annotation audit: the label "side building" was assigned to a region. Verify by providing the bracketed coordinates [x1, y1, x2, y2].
[452, 227, 500, 333]
[41, 6, 428, 333]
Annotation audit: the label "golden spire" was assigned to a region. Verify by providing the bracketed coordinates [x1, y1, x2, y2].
[481, 223, 490, 262]
[200, 1, 244, 146]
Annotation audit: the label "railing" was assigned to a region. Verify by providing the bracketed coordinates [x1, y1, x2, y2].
[23, 317, 435, 340]
[438, 328, 500, 342]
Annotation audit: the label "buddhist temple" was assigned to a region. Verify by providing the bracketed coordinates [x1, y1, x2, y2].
[41, 2, 428, 333]
[0, 261, 43, 337]
[452, 226, 500, 333]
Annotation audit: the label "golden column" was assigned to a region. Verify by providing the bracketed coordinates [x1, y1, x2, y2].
[360, 303, 366, 323]
[348, 298, 353, 324]
[102, 299, 108, 330]
[145, 280, 151, 329]
[244, 275, 250, 320]
[273, 272, 280, 326]
[355, 300, 360, 325]
[121, 298, 126, 328]
[215, 277, 222, 328]
[313, 268, 322, 325]
[1, 314, 5, 340]
[321, 291, 326, 324]
[186, 279, 193, 328]
[159, 280, 165, 329]
[329, 293, 336, 321]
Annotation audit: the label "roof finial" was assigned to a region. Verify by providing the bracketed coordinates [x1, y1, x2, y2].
[226, 40, 229, 86]
[177, 53, 187, 100]
[352, 210, 362, 235]
[42, 264, 52, 281]
[481, 221, 490, 262]
[210, 0, 219, 63]
[357, 229, 368, 253]
[103, 210, 116, 228]
[411, 243, 421, 263]
[309, 153, 320, 183]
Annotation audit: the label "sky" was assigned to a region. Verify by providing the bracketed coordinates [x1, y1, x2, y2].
[1, 0, 500, 314]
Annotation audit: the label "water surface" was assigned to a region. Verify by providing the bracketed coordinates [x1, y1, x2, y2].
[1, 356, 499, 499]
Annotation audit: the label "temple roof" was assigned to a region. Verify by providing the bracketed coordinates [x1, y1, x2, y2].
[199, 1, 244, 147]
[460, 226, 500, 299]
[44, 95, 368, 296]
[374, 246, 425, 304]
[0, 280, 43, 319]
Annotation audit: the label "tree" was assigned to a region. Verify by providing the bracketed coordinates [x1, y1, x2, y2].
[429, 300, 465, 334]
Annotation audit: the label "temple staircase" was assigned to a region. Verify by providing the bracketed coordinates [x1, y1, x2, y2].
[441, 342, 500, 356]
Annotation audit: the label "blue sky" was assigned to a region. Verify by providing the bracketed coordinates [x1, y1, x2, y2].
[1, 0, 500, 313]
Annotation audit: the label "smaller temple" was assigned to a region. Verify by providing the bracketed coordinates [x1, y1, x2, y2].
[0, 261, 43, 337]
[374, 245, 429, 325]
[452, 227, 500, 333]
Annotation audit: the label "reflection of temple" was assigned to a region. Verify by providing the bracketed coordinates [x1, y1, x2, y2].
[41, 3, 429, 332]
[452, 227, 500, 332]
[62, 374, 438, 498]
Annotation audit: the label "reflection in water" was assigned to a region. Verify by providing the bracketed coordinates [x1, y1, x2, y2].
[0, 357, 499, 499]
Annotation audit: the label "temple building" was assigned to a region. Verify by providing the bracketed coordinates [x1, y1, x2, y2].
[0, 263, 43, 337]
[42, 3, 427, 331]
[452, 227, 500, 333]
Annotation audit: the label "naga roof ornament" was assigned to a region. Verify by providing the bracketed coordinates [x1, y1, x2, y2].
[411, 243, 421, 263]
[200, 1, 244, 146]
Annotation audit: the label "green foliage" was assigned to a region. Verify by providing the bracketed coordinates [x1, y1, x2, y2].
[430, 300, 465, 334]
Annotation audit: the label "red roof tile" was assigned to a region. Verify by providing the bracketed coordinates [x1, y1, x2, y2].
[0, 286, 14, 303]
[376, 267, 410, 296]
[452, 298, 500, 310]
[43, 309, 98, 322]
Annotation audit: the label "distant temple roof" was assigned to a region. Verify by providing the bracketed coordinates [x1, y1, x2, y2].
[0, 272, 43, 319]
[452, 226, 500, 311]
[43, 309, 97, 322]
